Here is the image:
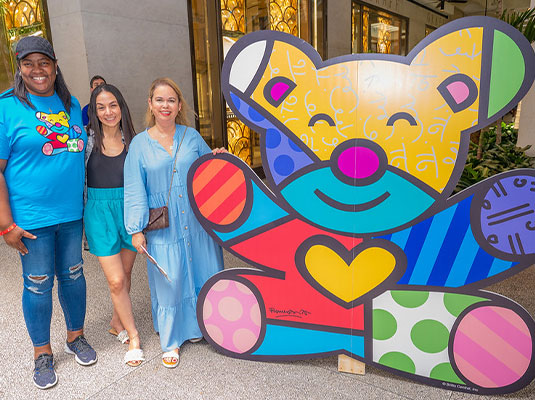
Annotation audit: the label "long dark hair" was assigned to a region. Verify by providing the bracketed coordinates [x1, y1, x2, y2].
[87, 84, 135, 152]
[9, 63, 72, 112]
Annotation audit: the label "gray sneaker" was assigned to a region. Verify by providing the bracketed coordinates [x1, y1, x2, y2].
[33, 353, 57, 390]
[64, 335, 97, 366]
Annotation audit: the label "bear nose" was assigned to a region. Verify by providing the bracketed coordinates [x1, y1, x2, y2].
[331, 139, 387, 186]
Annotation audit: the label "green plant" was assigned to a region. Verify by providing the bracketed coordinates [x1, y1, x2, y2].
[454, 122, 535, 193]
[501, 7, 535, 43]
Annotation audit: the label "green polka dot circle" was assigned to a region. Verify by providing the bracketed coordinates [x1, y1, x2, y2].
[373, 309, 397, 340]
[411, 319, 449, 353]
[391, 290, 429, 308]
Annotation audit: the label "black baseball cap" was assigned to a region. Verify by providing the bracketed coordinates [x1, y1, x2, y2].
[15, 36, 56, 61]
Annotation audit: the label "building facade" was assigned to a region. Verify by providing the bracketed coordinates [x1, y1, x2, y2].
[1, 0, 532, 166]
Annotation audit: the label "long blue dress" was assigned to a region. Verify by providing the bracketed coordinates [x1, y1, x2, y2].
[124, 124, 223, 351]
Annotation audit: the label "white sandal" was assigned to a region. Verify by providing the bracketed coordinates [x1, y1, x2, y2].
[109, 328, 130, 344]
[124, 348, 144, 367]
[189, 337, 203, 343]
[162, 350, 180, 368]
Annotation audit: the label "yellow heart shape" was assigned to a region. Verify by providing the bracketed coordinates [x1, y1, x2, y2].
[57, 134, 69, 143]
[305, 245, 396, 303]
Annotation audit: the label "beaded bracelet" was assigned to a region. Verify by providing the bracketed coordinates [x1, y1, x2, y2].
[0, 223, 17, 236]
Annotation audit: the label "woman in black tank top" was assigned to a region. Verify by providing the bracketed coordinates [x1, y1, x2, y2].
[85, 84, 144, 367]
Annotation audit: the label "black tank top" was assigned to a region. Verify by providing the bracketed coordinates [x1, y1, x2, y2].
[87, 146, 127, 188]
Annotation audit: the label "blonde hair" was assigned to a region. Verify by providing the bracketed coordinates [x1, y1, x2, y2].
[145, 77, 192, 127]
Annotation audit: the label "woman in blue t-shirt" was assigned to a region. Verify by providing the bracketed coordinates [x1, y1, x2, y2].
[0, 36, 96, 390]
[85, 84, 144, 367]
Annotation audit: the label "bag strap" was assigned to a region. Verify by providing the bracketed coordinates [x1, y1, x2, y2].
[165, 127, 187, 207]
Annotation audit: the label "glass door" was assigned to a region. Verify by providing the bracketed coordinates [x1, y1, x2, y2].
[0, 0, 51, 91]
[190, 0, 325, 169]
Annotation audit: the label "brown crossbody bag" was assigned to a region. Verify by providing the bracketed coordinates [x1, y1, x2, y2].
[144, 128, 187, 232]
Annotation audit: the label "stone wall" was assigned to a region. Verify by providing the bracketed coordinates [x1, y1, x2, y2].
[47, 0, 193, 132]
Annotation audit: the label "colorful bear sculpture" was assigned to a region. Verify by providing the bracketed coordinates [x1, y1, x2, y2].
[187, 17, 535, 394]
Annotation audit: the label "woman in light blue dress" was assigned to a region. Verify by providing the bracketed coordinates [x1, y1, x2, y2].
[124, 78, 224, 368]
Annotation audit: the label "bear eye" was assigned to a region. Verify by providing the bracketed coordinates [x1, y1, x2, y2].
[263, 77, 296, 107]
[308, 113, 335, 127]
[386, 112, 417, 126]
[437, 73, 478, 113]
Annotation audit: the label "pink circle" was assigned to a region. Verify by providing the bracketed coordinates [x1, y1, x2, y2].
[212, 280, 230, 292]
[446, 81, 469, 104]
[338, 146, 379, 179]
[203, 298, 213, 320]
[232, 328, 259, 353]
[236, 281, 253, 295]
[205, 324, 224, 346]
[250, 303, 261, 327]
[453, 306, 532, 388]
[218, 296, 244, 321]
[270, 82, 289, 101]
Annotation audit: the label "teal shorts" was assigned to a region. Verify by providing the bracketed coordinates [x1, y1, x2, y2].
[84, 187, 136, 257]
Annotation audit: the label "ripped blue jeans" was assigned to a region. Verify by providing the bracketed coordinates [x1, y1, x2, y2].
[20, 219, 86, 347]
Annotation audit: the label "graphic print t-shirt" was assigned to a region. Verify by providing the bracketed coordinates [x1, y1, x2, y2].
[0, 91, 86, 230]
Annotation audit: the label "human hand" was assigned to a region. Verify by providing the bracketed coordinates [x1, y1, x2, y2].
[212, 147, 228, 155]
[132, 232, 146, 253]
[3, 225, 36, 255]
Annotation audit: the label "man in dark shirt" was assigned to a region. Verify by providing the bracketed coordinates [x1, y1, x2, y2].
[81, 75, 106, 126]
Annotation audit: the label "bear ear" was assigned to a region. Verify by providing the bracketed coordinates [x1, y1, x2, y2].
[418, 17, 535, 130]
[478, 18, 535, 127]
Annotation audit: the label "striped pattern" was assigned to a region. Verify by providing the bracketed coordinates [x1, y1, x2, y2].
[36, 125, 48, 136]
[192, 159, 247, 226]
[378, 195, 517, 287]
[453, 306, 532, 388]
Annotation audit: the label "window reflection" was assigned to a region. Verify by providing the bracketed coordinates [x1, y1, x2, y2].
[0, 0, 49, 91]
[352, 1, 408, 56]
[191, 0, 325, 169]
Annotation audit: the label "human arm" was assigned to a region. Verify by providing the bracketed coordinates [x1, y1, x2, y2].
[0, 160, 36, 254]
[124, 138, 149, 253]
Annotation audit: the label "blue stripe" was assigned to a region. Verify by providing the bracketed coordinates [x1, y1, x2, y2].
[389, 228, 411, 250]
[445, 228, 480, 287]
[397, 217, 433, 284]
[379, 233, 392, 241]
[488, 259, 517, 277]
[427, 198, 472, 286]
[252, 324, 364, 357]
[409, 206, 458, 285]
[465, 248, 495, 284]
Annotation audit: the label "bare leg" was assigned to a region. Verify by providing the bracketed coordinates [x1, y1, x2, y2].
[34, 328, 84, 358]
[98, 252, 140, 353]
[120, 248, 136, 293]
[108, 249, 136, 334]
[34, 344, 53, 359]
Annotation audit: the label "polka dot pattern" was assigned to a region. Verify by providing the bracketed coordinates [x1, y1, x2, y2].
[274, 155, 295, 177]
[443, 292, 486, 317]
[266, 129, 281, 149]
[287, 137, 303, 152]
[373, 290, 465, 384]
[379, 351, 416, 374]
[411, 320, 449, 353]
[248, 107, 265, 122]
[391, 291, 429, 308]
[202, 279, 261, 354]
[372, 309, 397, 340]
[227, 91, 313, 185]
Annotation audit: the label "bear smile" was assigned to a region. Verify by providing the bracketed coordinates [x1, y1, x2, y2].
[314, 189, 390, 212]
